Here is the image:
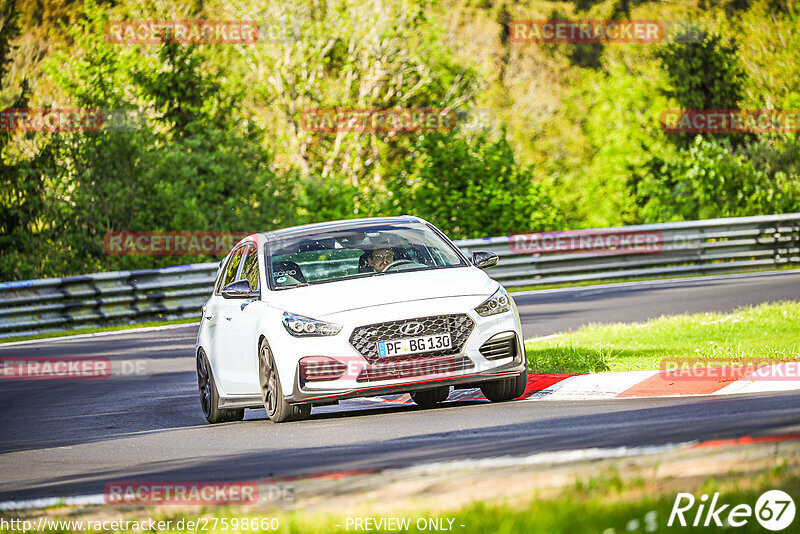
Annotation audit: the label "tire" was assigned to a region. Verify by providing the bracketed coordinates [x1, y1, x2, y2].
[480, 368, 528, 402]
[410, 386, 450, 407]
[258, 338, 311, 423]
[197, 349, 245, 424]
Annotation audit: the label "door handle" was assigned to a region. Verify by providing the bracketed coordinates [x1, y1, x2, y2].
[224, 314, 233, 321]
[204, 314, 213, 319]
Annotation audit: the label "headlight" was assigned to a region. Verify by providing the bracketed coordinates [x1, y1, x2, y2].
[474, 287, 511, 317]
[282, 312, 342, 337]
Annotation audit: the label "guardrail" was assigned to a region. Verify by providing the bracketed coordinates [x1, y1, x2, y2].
[456, 213, 800, 287]
[1, 214, 798, 339]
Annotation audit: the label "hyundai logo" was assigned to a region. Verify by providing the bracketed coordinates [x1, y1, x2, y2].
[400, 321, 425, 336]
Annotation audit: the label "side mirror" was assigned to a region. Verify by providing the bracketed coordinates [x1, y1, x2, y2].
[221, 280, 260, 299]
[471, 251, 499, 270]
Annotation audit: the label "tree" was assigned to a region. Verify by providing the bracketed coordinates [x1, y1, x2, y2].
[635, 136, 797, 222]
[656, 30, 748, 147]
[226, 0, 479, 183]
[35, 0, 296, 275]
[386, 132, 563, 238]
[132, 42, 229, 138]
[0, 0, 60, 279]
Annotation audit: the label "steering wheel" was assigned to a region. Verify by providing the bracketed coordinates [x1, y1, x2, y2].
[382, 259, 414, 271]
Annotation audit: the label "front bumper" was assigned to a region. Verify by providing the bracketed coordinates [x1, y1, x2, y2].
[265, 295, 526, 404]
[285, 334, 526, 404]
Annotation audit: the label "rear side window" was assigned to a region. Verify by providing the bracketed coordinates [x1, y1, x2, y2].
[240, 244, 260, 290]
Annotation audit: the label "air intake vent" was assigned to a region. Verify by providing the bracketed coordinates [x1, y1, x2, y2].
[479, 332, 517, 361]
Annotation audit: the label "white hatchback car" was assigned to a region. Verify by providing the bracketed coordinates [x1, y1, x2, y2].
[195, 216, 527, 423]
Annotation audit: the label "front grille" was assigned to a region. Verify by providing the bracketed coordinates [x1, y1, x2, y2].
[349, 314, 475, 361]
[479, 332, 518, 361]
[357, 354, 475, 382]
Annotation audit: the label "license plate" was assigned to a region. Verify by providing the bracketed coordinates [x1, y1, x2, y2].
[377, 333, 452, 357]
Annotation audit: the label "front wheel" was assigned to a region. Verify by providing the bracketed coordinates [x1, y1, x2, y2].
[197, 349, 244, 424]
[480, 368, 528, 402]
[410, 386, 450, 407]
[258, 339, 311, 423]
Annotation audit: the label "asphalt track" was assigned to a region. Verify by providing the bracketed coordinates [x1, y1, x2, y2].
[2, 271, 800, 503]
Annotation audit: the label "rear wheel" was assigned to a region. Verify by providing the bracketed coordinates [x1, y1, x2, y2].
[197, 349, 244, 424]
[258, 339, 311, 423]
[480, 368, 528, 402]
[410, 386, 450, 407]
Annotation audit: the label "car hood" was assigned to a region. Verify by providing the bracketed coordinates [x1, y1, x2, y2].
[265, 267, 498, 317]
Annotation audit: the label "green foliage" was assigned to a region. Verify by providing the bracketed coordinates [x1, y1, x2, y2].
[655, 30, 748, 147]
[387, 132, 564, 238]
[2, 0, 800, 280]
[636, 135, 800, 222]
[0, 0, 19, 83]
[656, 30, 746, 111]
[1, 0, 298, 278]
[230, 0, 480, 182]
[0, 141, 59, 279]
[558, 58, 671, 227]
[291, 172, 383, 225]
[132, 43, 229, 136]
[139, 123, 296, 234]
[0, 0, 59, 279]
[628, 13, 800, 224]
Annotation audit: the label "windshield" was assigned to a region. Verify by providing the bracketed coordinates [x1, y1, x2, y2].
[266, 222, 466, 289]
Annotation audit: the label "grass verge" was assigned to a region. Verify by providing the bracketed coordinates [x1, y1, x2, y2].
[5, 455, 796, 533]
[525, 301, 800, 374]
[434, 468, 799, 533]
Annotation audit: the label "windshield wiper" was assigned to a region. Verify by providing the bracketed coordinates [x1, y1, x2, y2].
[274, 282, 309, 290]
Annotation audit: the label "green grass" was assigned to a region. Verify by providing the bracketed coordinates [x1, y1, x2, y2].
[6, 462, 796, 533]
[525, 301, 800, 374]
[0, 318, 199, 344]
[309, 478, 797, 533]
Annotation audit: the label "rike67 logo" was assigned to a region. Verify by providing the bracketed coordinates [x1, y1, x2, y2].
[668, 490, 796, 531]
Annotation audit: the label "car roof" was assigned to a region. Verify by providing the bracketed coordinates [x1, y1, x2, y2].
[260, 215, 425, 241]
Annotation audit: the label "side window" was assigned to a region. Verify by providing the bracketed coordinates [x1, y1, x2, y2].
[213, 260, 227, 294]
[240, 244, 260, 290]
[218, 246, 245, 292]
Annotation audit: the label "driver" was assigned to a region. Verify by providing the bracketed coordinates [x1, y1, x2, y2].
[367, 248, 395, 272]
